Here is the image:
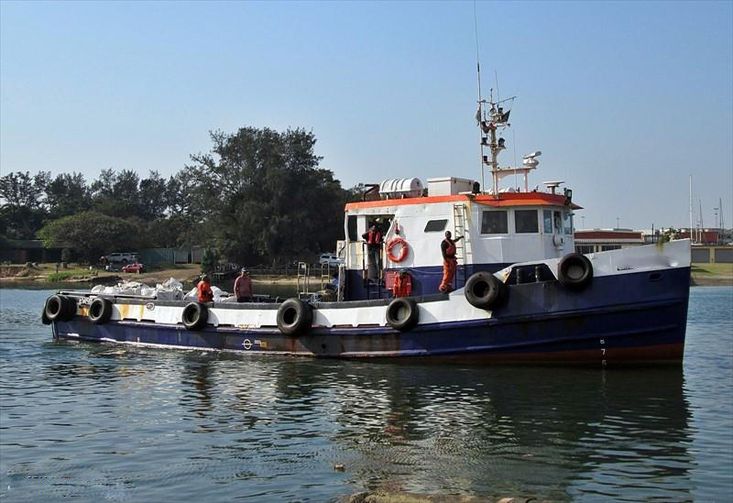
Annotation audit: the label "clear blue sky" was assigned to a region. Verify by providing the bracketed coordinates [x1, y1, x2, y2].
[1, 0, 731, 231]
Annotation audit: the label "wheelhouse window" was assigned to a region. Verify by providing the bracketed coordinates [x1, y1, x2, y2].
[563, 212, 573, 235]
[515, 210, 539, 233]
[424, 219, 448, 232]
[347, 215, 358, 241]
[553, 211, 562, 233]
[481, 210, 508, 234]
[543, 210, 553, 234]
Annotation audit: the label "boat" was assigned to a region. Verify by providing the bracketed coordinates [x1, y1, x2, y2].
[42, 96, 691, 365]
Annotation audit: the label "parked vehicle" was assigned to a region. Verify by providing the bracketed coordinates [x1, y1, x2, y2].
[318, 253, 343, 267]
[121, 262, 144, 273]
[103, 252, 139, 265]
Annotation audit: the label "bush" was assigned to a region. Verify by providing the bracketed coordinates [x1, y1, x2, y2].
[201, 248, 218, 275]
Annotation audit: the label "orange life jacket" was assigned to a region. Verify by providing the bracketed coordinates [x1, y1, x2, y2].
[366, 230, 382, 246]
[444, 240, 457, 259]
[393, 273, 412, 297]
[197, 280, 213, 303]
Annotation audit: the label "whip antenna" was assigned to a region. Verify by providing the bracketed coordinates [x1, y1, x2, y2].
[473, 0, 482, 102]
[473, 0, 485, 191]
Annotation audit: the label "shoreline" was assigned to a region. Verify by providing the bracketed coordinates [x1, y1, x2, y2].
[1, 273, 730, 289]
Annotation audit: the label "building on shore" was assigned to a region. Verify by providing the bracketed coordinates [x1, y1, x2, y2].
[574, 228, 732, 264]
[574, 229, 644, 254]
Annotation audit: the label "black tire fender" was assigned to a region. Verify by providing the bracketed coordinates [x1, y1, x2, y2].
[464, 272, 506, 310]
[88, 297, 113, 324]
[276, 298, 313, 336]
[558, 253, 593, 290]
[386, 297, 419, 331]
[44, 294, 76, 322]
[182, 302, 208, 330]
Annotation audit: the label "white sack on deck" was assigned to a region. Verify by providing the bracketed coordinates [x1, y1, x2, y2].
[155, 278, 184, 300]
[92, 279, 183, 299]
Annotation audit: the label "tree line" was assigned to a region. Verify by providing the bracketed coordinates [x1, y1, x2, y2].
[0, 127, 356, 266]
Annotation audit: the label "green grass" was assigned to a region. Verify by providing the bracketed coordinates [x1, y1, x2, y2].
[46, 269, 93, 282]
[691, 263, 733, 277]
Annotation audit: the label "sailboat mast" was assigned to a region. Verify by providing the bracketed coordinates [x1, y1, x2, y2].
[699, 199, 704, 243]
[689, 176, 693, 242]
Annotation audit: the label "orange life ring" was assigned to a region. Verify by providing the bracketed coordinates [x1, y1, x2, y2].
[386, 237, 409, 263]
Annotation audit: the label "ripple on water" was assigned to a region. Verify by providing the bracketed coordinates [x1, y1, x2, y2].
[0, 287, 732, 501]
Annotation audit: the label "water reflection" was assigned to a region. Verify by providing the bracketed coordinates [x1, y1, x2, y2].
[167, 356, 692, 500]
[5, 288, 727, 501]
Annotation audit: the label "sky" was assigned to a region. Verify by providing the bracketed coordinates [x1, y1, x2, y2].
[1, 0, 731, 231]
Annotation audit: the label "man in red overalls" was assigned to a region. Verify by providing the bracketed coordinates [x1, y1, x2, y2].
[197, 274, 214, 303]
[439, 231, 463, 293]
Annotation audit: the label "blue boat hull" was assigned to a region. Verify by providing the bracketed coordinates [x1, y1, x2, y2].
[51, 267, 690, 365]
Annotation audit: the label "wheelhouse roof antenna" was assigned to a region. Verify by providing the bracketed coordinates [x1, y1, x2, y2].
[473, 0, 485, 193]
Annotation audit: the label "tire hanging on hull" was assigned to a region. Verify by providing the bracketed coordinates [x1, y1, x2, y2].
[182, 302, 208, 330]
[88, 297, 113, 324]
[386, 297, 419, 331]
[557, 253, 593, 290]
[464, 272, 507, 310]
[276, 298, 313, 336]
[43, 294, 77, 322]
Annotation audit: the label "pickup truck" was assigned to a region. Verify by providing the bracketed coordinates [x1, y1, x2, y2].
[103, 252, 139, 265]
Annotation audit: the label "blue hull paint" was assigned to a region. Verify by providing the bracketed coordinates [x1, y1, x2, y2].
[346, 263, 510, 299]
[53, 267, 690, 365]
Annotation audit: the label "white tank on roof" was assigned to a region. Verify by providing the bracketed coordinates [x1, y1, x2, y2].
[379, 178, 423, 199]
[427, 177, 476, 196]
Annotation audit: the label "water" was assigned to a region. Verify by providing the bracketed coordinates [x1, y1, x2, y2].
[0, 287, 731, 502]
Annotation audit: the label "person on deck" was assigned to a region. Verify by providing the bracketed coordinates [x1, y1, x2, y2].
[439, 230, 464, 293]
[234, 268, 253, 302]
[362, 223, 383, 282]
[197, 274, 214, 303]
[393, 269, 411, 297]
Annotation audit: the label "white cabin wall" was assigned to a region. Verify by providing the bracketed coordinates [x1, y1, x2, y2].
[344, 200, 578, 270]
[384, 202, 455, 268]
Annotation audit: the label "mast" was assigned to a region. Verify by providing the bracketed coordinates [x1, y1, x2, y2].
[476, 94, 539, 196]
[477, 93, 514, 194]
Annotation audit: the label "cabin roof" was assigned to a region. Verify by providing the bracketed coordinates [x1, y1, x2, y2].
[345, 192, 582, 211]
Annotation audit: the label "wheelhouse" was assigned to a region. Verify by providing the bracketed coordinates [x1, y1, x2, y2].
[339, 178, 581, 301]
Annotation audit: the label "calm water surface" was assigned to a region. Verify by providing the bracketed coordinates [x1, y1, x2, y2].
[0, 287, 731, 501]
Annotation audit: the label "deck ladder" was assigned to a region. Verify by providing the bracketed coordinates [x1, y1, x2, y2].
[452, 203, 473, 286]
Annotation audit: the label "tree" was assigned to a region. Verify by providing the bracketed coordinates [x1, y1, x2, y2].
[91, 169, 142, 218]
[45, 172, 92, 218]
[138, 171, 168, 221]
[187, 127, 347, 265]
[200, 247, 218, 274]
[38, 211, 142, 263]
[0, 171, 49, 239]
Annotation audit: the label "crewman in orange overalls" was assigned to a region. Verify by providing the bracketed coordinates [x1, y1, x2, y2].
[439, 230, 463, 293]
[197, 274, 214, 303]
[393, 269, 412, 297]
[362, 223, 383, 282]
